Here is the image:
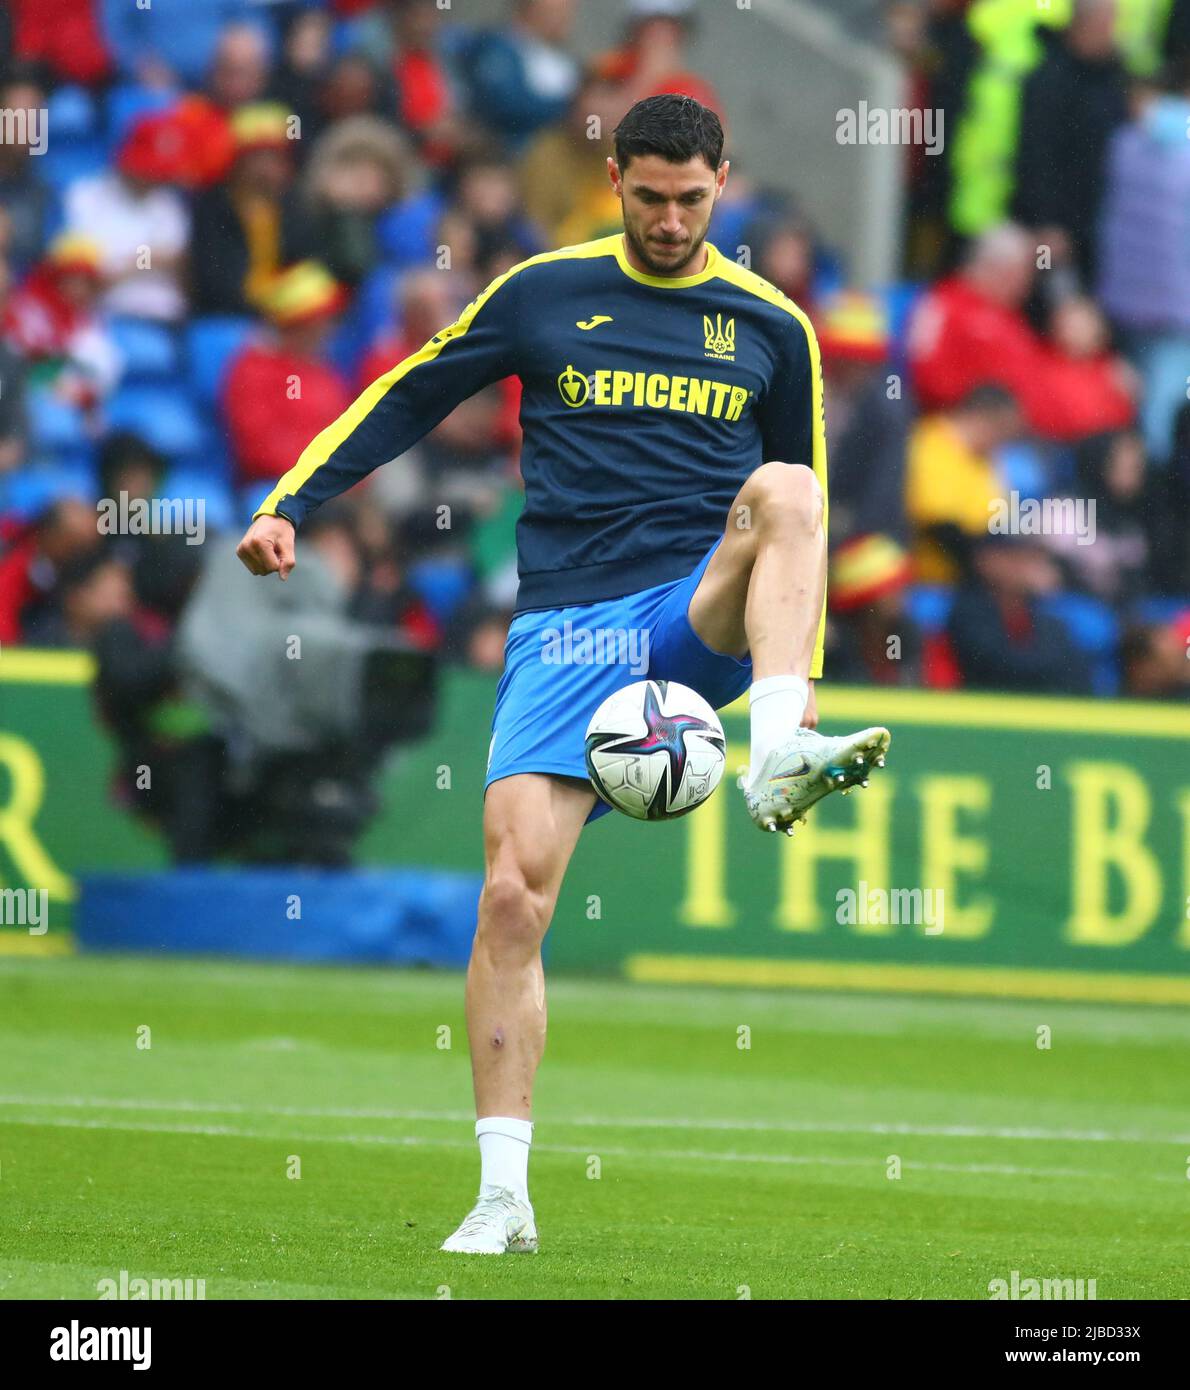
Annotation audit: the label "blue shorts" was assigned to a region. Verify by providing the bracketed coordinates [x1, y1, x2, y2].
[485, 538, 752, 822]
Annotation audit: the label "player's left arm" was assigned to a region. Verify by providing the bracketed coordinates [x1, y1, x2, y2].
[756, 309, 828, 686]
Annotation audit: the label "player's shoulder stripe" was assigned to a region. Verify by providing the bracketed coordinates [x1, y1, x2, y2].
[498, 234, 623, 285]
[711, 257, 816, 335]
[440, 236, 622, 334]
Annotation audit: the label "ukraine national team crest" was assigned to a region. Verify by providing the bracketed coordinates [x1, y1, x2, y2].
[703, 313, 735, 361]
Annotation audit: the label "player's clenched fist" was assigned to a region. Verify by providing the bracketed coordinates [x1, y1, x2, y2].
[236, 514, 296, 579]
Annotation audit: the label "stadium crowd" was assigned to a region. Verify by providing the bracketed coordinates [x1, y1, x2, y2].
[0, 0, 1186, 716]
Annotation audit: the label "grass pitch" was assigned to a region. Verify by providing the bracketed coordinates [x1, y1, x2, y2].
[1, 953, 1187, 1300]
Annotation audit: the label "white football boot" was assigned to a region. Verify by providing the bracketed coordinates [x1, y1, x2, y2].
[741, 726, 891, 834]
[439, 1187, 538, 1254]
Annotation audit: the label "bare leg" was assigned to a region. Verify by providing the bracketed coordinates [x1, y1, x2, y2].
[687, 461, 826, 683]
[467, 773, 596, 1119]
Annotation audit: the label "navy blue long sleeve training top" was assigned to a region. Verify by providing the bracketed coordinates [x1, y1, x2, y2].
[254, 232, 828, 676]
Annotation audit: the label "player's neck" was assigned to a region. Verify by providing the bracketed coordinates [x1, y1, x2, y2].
[620, 233, 709, 280]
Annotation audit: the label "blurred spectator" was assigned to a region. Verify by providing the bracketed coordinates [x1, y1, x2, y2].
[190, 103, 314, 315]
[1121, 617, 1190, 697]
[443, 590, 515, 669]
[0, 496, 100, 643]
[319, 51, 397, 131]
[63, 114, 191, 322]
[325, 501, 441, 646]
[1012, 0, 1129, 288]
[520, 71, 625, 247]
[268, 7, 334, 153]
[461, 0, 579, 148]
[907, 223, 1136, 440]
[23, 548, 133, 647]
[818, 290, 910, 546]
[827, 533, 923, 686]
[1156, 398, 1190, 590]
[0, 258, 28, 473]
[906, 383, 1020, 584]
[948, 535, 1094, 694]
[3, 232, 122, 410]
[888, 0, 978, 278]
[945, 0, 1066, 240]
[348, 0, 460, 160]
[0, 65, 54, 276]
[88, 530, 214, 862]
[206, 20, 272, 110]
[595, 0, 720, 113]
[1045, 429, 1151, 603]
[358, 266, 463, 390]
[1098, 57, 1190, 465]
[101, 1, 273, 90]
[450, 151, 543, 266]
[301, 117, 415, 287]
[96, 430, 167, 569]
[402, 382, 512, 542]
[222, 260, 351, 489]
[743, 210, 818, 317]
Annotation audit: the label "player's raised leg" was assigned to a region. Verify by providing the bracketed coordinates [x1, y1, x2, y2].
[440, 772, 596, 1254]
[688, 460, 890, 833]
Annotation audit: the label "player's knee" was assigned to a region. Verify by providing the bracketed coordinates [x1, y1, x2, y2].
[479, 871, 551, 950]
[748, 461, 823, 535]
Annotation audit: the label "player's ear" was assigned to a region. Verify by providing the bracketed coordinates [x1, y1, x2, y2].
[607, 156, 621, 195]
[716, 159, 730, 198]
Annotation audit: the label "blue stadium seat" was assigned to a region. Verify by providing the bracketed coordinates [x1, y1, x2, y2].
[46, 85, 98, 143]
[106, 84, 175, 145]
[27, 388, 89, 452]
[376, 189, 446, 266]
[996, 441, 1049, 499]
[1039, 591, 1120, 695]
[37, 141, 109, 191]
[905, 584, 955, 636]
[0, 466, 95, 520]
[106, 384, 205, 458]
[169, 428, 233, 482]
[110, 317, 180, 382]
[160, 468, 235, 534]
[408, 557, 473, 623]
[185, 316, 255, 406]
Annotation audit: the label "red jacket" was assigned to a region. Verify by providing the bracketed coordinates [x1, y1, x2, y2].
[907, 276, 1135, 441]
[223, 343, 352, 486]
[0, 533, 40, 645]
[11, 0, 110, 84]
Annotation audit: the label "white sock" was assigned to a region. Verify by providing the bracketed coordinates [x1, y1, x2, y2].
[749, 674, 809, 773]
[476, 1116, 533, 1205]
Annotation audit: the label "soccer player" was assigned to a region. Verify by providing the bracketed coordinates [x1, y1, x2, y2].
[237, 95, 890, 1254]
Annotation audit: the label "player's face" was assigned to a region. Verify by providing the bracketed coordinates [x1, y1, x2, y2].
[610, 154, 728, 277]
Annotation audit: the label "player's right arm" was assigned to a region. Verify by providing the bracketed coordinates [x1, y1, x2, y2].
[236, 264, 524, 575]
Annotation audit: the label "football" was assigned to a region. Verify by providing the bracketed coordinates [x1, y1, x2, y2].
[584, 679, 726, 820]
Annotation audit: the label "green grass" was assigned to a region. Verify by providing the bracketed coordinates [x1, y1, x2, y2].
[1, 954, 1188, 1299]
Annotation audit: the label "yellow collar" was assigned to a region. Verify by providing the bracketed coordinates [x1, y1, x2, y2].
[612, 234, 721, 289]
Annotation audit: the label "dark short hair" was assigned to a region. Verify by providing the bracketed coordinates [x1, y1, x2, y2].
[613, 93, 724, 173]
